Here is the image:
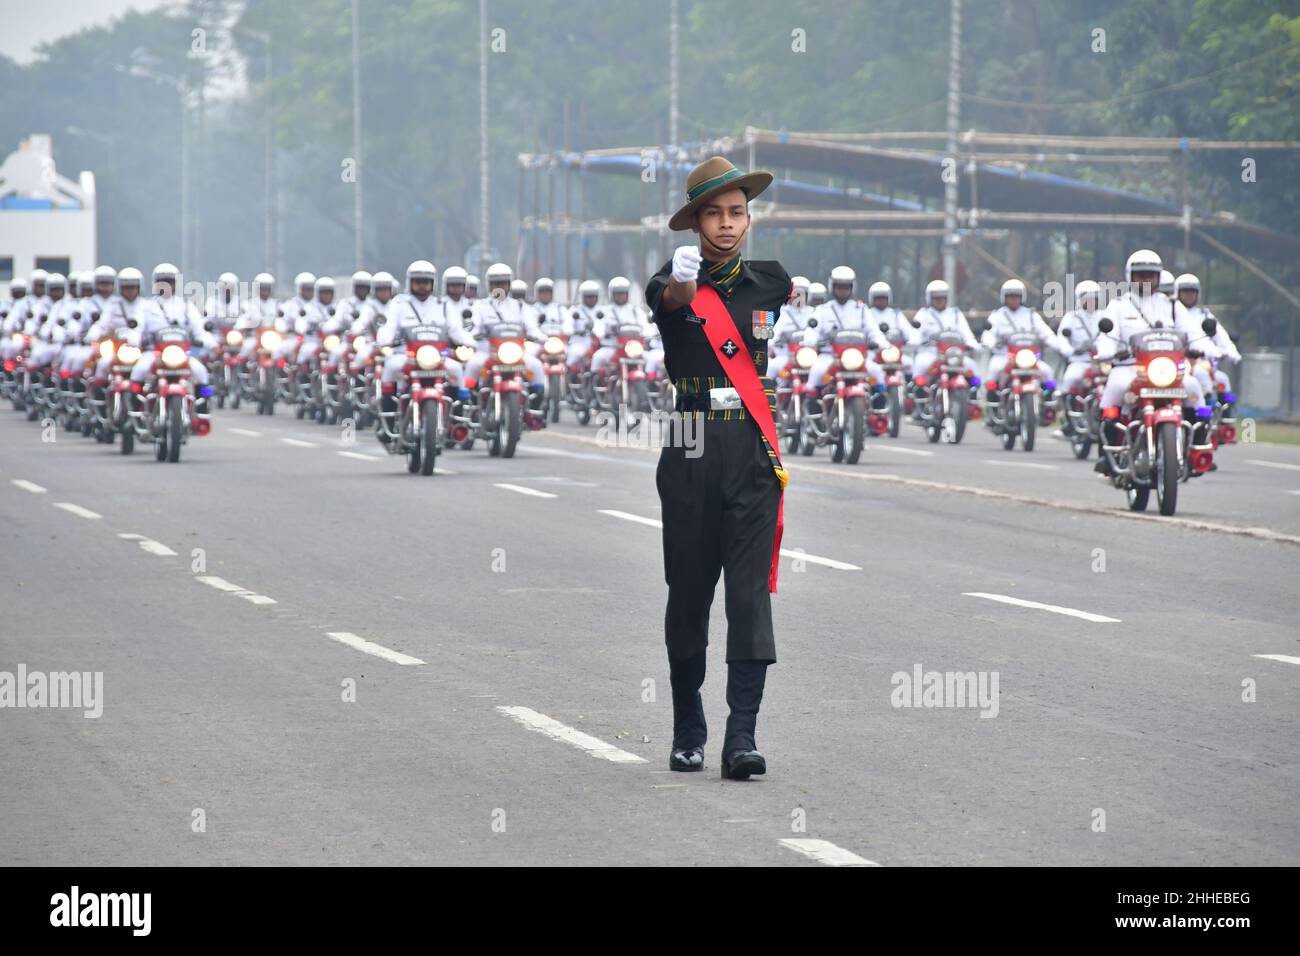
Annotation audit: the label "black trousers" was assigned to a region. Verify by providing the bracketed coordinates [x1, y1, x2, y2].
[655, 414, 781, 663]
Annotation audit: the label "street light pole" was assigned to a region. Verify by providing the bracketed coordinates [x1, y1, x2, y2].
[943, 0, 962, 294]
[479, 0, 490, 274]
[351, 0, 364, 268]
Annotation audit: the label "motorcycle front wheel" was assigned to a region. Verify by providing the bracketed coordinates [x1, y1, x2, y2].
[841, 395, 865, 465]
[420, 399, 440, 476]
[1020, 394, 1038, 451]
[1155, 421, 1179, 516]
[167, 395, 183, 463]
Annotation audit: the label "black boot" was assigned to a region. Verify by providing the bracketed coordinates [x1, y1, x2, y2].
[721, 660, 768, 780]
[668, 650, 707, 771]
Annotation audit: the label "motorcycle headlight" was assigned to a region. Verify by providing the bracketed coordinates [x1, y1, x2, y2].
[1014, 348, 1037, 370]
[496, 340, 525, 365]
[1147, 355, 1178, 387]
[98, 340, 115, 360]
[624, 339, 645, 358]
[840, 347, 865, 371]
[455, 345, 476, 364]
[161, 344, 188, 369]
[117, 345, 141, 365]
[323, 334, 341, 352]
[10, 332, 23, 345]
[945, 346, 962, 363]
[1099, 361, 1112, 375]
[544, 335, 565, 355]
[880, 345, 901, 364]
[225, 330, 243, 347]
[260, 329, 282, 350]
[416, 345, 441, 370]
[796, 346, 817, 369]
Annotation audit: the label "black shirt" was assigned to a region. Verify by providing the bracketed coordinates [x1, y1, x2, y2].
[645, 257, 792, 381]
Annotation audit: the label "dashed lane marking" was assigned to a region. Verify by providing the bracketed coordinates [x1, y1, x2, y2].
[779, 838, 879, 867]
[1253, 654, 1300, 667]
[11, 479, 46, 494]
[53, 502, 102, 520]
[494, 482, 558, 499]
[280, 437, 318, 448]
[496, 706, 647, 763]
[963, 591, 1120, 624]
[118, 533, 178, 557]
[325, 631, 425, 666]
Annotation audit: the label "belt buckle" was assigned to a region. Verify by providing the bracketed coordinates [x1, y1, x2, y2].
[708, 386, 741, 411]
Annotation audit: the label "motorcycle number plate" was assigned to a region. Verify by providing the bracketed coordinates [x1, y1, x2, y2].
[1139, 388, 1186, 398]
[708, 387, 742, 410]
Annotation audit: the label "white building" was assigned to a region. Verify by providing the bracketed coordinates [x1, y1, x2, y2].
[0, 134, 97, 281]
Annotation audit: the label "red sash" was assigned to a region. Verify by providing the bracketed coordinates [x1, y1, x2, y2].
[690, 284, 787, 592]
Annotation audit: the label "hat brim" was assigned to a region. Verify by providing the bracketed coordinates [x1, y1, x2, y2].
[668, 171, 773, 232]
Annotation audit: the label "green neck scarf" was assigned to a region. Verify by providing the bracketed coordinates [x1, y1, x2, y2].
[704, 253, 743, 298]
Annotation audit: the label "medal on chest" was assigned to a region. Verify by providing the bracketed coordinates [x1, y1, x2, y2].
[751, 309, 775, 340]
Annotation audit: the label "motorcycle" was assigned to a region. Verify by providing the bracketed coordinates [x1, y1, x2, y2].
[565, 329, 599, 426]
[799, 322, 870, 464]
[1060, 351, 1110, 460]
[875, 325, 908, 439]
[467, 321, 539, 458]
[778, 341, 817, 456]
[912, 330, 974, 444]
[377, 325, 453, 476]
[249, 327, 282, 415]
[594, 330, 651, 428]
[1098, 318, 1216, 516]
[140, 327, 207, 463]
[985, 331, 1044, 451]
[213, 328, 244, 410]
[540, 334, 567, 424]
[100, 330, 144, 453]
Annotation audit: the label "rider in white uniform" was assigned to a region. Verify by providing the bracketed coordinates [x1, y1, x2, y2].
[910, 279, 979, 380]
[981, 278, 1058, 399]
[768, 275, 814, 381]
[866, 280, 919, 375]
[1175, 272, 1238, 402]
[1056, 280, 1105, 397]
[807, 266, 889, 397]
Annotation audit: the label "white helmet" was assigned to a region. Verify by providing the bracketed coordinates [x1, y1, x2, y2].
[608, 275, 631, 296]
[867, 281, 892, 305]
[509, 279, 528, 298]
[46, 272, 66, 289]
[578, 279, 601, 299]
[315, 276, 335, 293]
[406, 261, 437, 286]
[925, 279, 950, 303]
[999, 278, 1026, 304]
[118, 267, 144, 286]
[465, 274, 480, 292]
[791, 274, 810, 293]
[829, 265, 856, 289]
[8, 277, 27, 294]
[93, 265, 118, 284]
[1158, 269, 1174, 295]
[485, 262, 514, 285]
[534, 276, 554, 294]
[1174, 272, 1200, 293]
[30, 268, 49, 285]
[254, 272, 275, 288]
[371, 271, 397, 291]
[77, 272, 94, 295]
[153, 262, 180, 283]
[351, 269, 372, 285]
[1124, 249, 1162, 284]
[293, 271, 316, 289]
[808, 281, 828, 304]
[218, 271, 238, 286]
[1074, 279, 1101, 307]
[442, 266, 468, 293]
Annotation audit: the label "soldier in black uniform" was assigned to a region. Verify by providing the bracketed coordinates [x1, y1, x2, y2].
[644, 156, 792, 780]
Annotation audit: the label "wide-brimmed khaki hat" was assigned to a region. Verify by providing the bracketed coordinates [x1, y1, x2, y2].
[668, 155, 773, 231]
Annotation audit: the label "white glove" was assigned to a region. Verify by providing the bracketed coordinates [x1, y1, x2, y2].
[671, 244, 702, 284]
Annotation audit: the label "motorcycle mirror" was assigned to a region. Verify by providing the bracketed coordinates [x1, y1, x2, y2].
[57, 318, 65, 325]
[1097, 318, 1113, 334]
[351, 309, 360, 318]
[879, 322, 889, 333]
[596, 310, 605, 319]
[807, 317, 819, 328]
[1201, 318, 1217, 336]
[276, 308, 284, 317]
[299, 309, 306, 317]
[127, 319, 138, 329]
[571, 310, 580, 320]
[204, 321, 215, 331]
[327, 306, 335, 316]
[462, 309, 473, 320]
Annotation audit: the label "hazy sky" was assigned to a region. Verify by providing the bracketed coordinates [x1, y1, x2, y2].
[0, 0, 171, 64]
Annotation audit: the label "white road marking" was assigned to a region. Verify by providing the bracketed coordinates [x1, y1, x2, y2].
[1253, 654, 1300, 667]
[194, 575, 277, 605]
[874, 444, 934, 457]
[229, 428, 262, 437]
[338, 450, 381, 461]
[1247, 459, 1300, 472]
[963, 592, 1120, 623]
[599, 508, 663, 529]
[280, 437, 317, 448]
[53, 502, 102, 520]
[600, 510, 860, 570]
[779, 838, 879, 867]
[325, 631, 425, 666]
[779, 548, 861, 571]
[11, 479, 46, 494]
[1285, 490, 1300, 496]
[496, 706, 647, 763]
[494, 482, 557, 499]
[118, 533, 178, 557]
[981, 459, 1060, 471]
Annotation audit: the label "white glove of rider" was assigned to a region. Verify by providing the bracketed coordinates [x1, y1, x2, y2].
[671, 244, 702, 284]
